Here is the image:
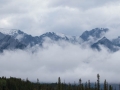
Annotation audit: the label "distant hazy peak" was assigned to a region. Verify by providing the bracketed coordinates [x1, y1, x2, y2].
[100, 36, 108, 40]
[41, 32, 56, 36]
[80, 28, 109, 41]
[92, 28, 108, 32]
[40, 32, 67, 38]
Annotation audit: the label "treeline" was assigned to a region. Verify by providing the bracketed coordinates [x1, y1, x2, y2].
[0, 74, 117, 90]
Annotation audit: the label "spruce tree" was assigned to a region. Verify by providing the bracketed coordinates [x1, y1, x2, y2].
[95, 82, 97, 90]
[57, 77, 61, 90]
[88, 80, 90, 90]
[79, 79, 82, 90]
[109, 85, 112, 90]
[104, 79, 107, 90]
[85, 82, 88, 90]
[97, 74, 100, 90]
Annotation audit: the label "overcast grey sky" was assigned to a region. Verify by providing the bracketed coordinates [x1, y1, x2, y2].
[0, 0, 120, 38]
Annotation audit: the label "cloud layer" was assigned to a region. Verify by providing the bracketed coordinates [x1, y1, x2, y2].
[0, 0, 120, 84]
[0, 41, 120, 83]
[0, 0, 120, 38]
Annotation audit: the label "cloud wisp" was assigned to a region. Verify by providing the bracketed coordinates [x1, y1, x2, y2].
[0, 40, 120, 83]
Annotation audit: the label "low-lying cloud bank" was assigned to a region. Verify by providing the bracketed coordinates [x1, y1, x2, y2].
[0, 41, 120, 83]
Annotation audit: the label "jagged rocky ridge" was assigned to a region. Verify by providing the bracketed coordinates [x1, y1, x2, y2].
[0, 28, 120, 52]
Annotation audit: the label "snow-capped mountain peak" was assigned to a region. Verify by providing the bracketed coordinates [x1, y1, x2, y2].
[56, 32, 66, 38]
[112, 36, 120, 46]
[0, 28, 120, 52]
[0, 28, 23, 35]
[80, 28, 109, 41]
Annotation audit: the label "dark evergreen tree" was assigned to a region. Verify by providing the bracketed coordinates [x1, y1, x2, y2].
[104, 79, 107, 90]
[85, 82, 88, 90]
[88, 80, 91, 90]
[57, 77, 61, 90]
[95, 82, 97, 90]
[79, 78, 82, 90]
[109, 85, 112, 90]
[97, 74, 100, 90]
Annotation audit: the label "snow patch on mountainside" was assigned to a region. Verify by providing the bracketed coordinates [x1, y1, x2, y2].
[15, 34, 24, 41]
[0, 28, 19, 35]
[56, 33, 66, 38]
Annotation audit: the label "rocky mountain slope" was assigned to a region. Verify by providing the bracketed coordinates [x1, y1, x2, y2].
[0, 28, 119, 52]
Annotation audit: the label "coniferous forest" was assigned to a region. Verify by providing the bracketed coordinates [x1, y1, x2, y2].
[0, 74, 119, 90]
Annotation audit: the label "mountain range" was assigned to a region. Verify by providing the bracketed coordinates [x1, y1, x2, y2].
[0, 28, 120, 52]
